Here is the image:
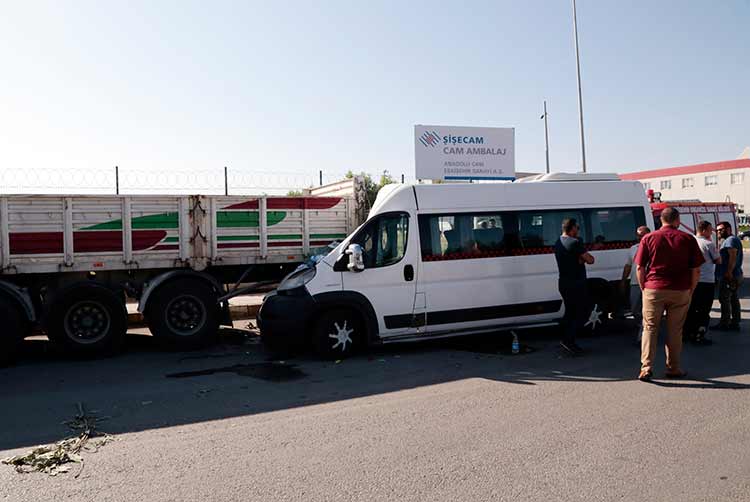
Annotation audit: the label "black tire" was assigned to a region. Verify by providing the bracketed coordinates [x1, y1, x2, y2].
[145, 278, 220, 350]
[312, 308, 365, 359]
[46, 283, 127, 357]
[0, 297, 25, 367]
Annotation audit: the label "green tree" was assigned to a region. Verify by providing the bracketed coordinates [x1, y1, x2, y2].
[345, 170, 396, 208]
[286, 189, 304, 196]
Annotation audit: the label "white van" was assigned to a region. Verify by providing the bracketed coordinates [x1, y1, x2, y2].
[257, 174, 653, 357]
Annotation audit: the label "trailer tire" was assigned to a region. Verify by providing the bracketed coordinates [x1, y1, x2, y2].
[145, 278, 220, 350]
[47, 283, 127, 358]
[0, 297, 25, 367]
[312, 308, 365, 360]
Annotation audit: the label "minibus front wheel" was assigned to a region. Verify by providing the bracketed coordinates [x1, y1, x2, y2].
[312, 308, 365, 359]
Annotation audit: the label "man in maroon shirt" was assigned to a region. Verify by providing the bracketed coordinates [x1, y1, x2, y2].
[635, 207, 704, 382]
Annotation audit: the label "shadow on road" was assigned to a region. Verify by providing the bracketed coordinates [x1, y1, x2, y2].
[1, 311, 748, 452]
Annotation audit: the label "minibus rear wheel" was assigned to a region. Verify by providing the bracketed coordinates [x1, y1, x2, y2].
[312, 308, 364, 359]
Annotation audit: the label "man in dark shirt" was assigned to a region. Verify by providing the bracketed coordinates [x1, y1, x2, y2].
[635, 207, 704, 382]
[554, 218, 595, 355]
[714, 221, 744, 330]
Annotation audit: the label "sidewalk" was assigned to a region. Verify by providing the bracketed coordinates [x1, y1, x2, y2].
[126, 293, 265, 326]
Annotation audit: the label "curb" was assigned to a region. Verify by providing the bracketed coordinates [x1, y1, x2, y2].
[127, 304, 261, 327]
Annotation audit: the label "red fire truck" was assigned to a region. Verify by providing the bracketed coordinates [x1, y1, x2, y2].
[647, 190, 738, 245]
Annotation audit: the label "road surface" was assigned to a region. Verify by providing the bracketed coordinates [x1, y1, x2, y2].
[1, 296, 748, 501]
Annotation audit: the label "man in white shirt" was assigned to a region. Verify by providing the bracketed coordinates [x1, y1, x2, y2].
[622, 226, 650, 343]
[684, 220, 721, 345]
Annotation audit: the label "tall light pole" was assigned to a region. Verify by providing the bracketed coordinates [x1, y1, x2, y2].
[572, 0, 587, 173]
[541, 100, 550, 174]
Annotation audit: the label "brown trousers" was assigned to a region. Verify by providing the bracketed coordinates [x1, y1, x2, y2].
[641, 288, 691, 374]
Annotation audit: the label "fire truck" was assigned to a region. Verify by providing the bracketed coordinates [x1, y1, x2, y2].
[647, 190, 738, 245]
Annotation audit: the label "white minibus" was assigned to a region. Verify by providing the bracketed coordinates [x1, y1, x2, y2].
[258, 174, 653, 357]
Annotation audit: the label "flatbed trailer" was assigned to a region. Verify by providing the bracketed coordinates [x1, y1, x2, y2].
[0, 178, 365, 363]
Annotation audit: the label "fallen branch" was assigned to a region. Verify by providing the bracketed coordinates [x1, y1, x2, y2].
[2, 403, 114, 477]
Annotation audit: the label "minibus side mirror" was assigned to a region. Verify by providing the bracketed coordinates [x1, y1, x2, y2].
[344, 243, 365, 272]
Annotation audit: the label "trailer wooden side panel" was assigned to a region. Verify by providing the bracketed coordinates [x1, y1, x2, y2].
[0, 192, 358, 276]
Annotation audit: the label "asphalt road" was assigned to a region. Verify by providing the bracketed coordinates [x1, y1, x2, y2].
[1, 296, 749, 501]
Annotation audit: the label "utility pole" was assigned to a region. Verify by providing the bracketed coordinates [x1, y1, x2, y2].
[572, 0, 587, 173]
[542, 100, 550, 174]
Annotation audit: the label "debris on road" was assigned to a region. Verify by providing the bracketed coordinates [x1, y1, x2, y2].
[1, 403, 114, 477]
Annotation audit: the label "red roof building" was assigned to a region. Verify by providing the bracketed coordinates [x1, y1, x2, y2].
[619, 158, 750, 222]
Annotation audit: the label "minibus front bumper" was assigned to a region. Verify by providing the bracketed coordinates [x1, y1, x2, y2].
[257, 289, 315, 348]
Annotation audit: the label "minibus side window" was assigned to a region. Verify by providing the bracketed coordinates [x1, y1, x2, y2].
[353, 213, 409, 268]
[419, 212, 511, 260]
[587, 207, 646, 249]
[517, 210, 586, 248]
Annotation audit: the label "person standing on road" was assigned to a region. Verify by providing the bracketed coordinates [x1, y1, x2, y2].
[635, 207, 704, 382]
[714, 221, 744, 331]
[554, 218, 595, 356]
[684, 220, 721, 345]
[622, 226, 651, 344]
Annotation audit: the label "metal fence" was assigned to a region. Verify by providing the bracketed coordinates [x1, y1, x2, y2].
[0, 166, 415, 195]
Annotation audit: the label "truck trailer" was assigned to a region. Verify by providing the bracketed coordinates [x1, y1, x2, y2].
[0, 178, 365, 364]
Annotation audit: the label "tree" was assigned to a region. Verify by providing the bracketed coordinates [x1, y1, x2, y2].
[345, 170, 395, 208]
[286, 189, 304, 197]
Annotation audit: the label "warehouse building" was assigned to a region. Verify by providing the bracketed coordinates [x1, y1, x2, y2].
[620, 152, 750, 225]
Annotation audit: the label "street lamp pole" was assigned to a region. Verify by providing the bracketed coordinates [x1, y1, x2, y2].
[572, 0, 587, 173]
[542, 100, 550, 174]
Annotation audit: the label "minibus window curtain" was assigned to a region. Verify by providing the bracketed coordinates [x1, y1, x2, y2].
[418, 207, 646, 262]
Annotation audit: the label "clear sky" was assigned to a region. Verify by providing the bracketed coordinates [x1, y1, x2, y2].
[1, 0, 748, 187]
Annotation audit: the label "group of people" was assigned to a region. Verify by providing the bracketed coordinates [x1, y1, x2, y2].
[554, 207, 744, 381]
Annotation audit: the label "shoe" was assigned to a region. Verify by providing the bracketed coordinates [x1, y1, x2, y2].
[638, 370, 653, 382]
[728, 324, 741, 332]
[665, 370, 688, 379]
[560, 341, 583, 356]
[692, 336, 713, 346]
[570, 343, 585, 354]
[712, 324, 731, 331]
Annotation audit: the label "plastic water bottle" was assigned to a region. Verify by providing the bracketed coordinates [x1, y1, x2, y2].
[511, 331, 520, 355]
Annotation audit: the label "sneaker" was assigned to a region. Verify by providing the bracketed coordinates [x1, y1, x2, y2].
[560, 341, 582, 356]
[692, 336, 713, 346]
[665, 370, 688, 379]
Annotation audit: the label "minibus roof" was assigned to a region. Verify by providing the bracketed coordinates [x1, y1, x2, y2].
[408, 180, 647, 212]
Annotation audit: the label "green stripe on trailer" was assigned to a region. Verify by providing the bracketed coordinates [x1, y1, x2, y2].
[310, 233, 346, 239]
[83, 210, 288, 232]
[84, 212, 179, 231]
[217, 211, 286, 228]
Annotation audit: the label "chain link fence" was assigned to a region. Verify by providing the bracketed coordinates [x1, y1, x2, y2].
[0, 167, 416, 195]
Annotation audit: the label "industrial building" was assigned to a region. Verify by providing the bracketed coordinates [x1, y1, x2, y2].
[620, 152, 750, 225]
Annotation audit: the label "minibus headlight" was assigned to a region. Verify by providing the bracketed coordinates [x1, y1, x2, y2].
[278, 266, 316, 292]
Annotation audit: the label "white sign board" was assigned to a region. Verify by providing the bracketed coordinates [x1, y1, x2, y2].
[414, 125, 515, 181]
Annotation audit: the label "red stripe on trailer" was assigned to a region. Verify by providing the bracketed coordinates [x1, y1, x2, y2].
[9, 232, 63, 255]
[310, 240, 339, 246]
[151, 244, 179, 251]
[223, 197, 342, 211]
[9, 230, 168, 255]
[268, 241, 302, 247]
[76, 230, 167, 252]
[218, 242, 260, 249]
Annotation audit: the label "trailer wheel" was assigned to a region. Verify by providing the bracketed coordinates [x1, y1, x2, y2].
[145, 278, 220, 350]
[47, 283, 127, 357]
[312, 308, 364, 360]
[0, 297, 26, 367]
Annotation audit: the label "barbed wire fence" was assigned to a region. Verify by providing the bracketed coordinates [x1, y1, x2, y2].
[0, 166, 417, 195]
